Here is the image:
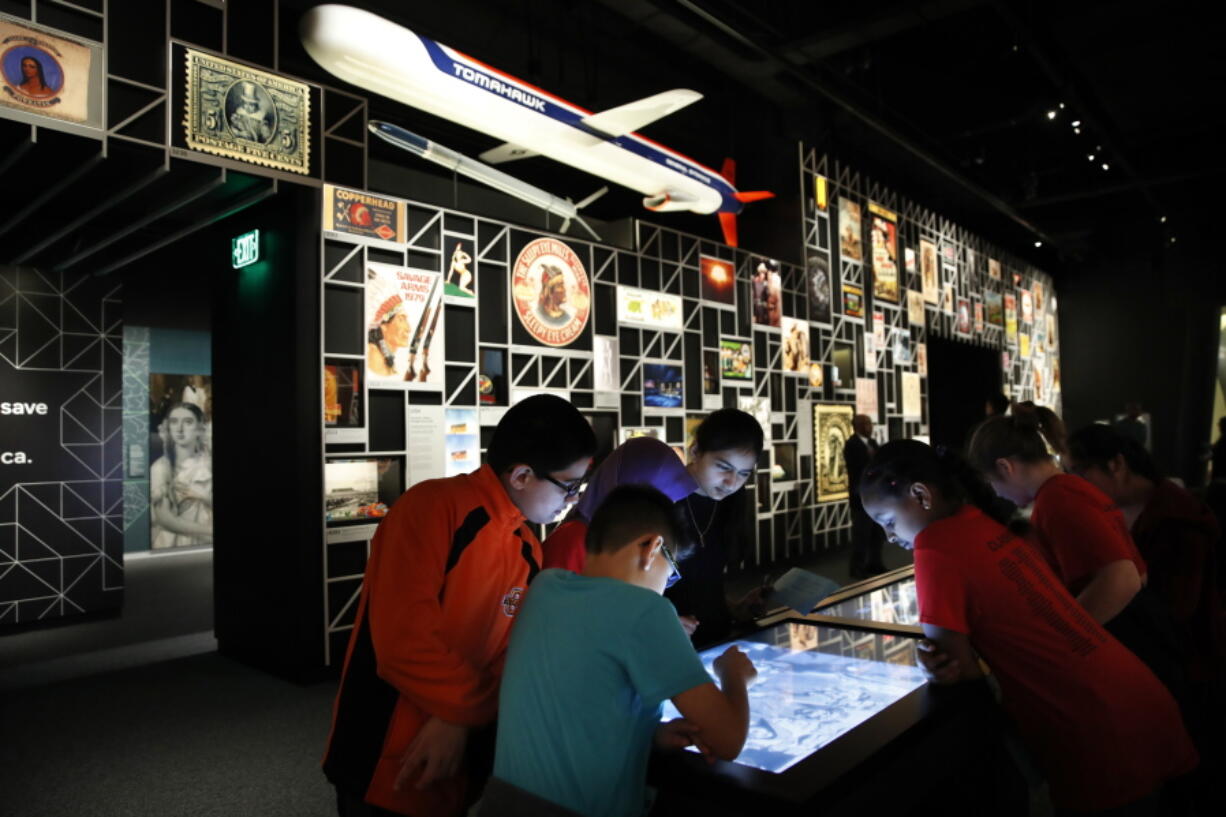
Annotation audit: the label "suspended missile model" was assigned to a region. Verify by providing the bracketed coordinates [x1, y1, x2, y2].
[369, 120, 606, 240]
[301, 4, 773, 246]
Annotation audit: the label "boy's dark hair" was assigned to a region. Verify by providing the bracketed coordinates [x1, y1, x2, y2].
[1067, 423, 1162, 483]
[967, 408, 1064, 474]
[693, 408, 764, 458]
[585, 484, 692, 559]
[488, 394, 596, 476]
[861, 439, 1011, 525]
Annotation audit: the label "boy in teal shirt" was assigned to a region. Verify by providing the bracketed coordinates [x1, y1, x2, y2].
[485, 485, 758, 817]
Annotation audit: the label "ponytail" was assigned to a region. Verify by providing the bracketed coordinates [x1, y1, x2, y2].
[967, 406, 1065, 474]
[861, 439, 1012, 525]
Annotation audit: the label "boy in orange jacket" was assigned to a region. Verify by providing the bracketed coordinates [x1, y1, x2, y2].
[323, 394, 596, 816]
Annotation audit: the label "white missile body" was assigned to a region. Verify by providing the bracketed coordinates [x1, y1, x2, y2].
[301, 5, 771, 244]
[369, 120, 605, 239]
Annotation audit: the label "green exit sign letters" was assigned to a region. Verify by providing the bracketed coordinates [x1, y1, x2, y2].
[231, 229, 260, 268]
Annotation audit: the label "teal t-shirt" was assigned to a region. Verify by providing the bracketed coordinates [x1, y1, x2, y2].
[493, 569, 713, 817]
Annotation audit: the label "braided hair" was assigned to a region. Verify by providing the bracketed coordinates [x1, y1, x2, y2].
[861, 439, 1012, 525]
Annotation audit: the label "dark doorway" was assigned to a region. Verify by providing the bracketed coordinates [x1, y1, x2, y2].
[926, 337, 1002, 451]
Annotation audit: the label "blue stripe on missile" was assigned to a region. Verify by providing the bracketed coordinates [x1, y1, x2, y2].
[417, 35, 741, 213]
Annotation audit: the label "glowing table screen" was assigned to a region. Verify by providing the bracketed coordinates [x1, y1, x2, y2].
[661, 622, 926, 773]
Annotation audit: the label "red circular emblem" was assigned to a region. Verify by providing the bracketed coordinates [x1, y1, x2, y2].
[511, 238, 590, 348]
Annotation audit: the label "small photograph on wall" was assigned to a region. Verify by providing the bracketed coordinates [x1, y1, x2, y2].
[149, 374, 213, 549]
[807, 254, 833, 325]
[808, 362, 825, 389]
[738, 394, 772, 442]
[781, 317, 810, 373]
[700, 255, 736, 307]
[902, 372, 923, 420]
[325, 458, 402, 524]
[1019, 333, 1031, 360]
[643, 363, 683, 409]
[324, 360, 362, 427]
[1004, 294, 1018, 344]
[916, 342, 928, 377]
[842, 283, 864, 319]
[593, 335, 620, 394]
[905, 247, 916, 278]
[956, 297, 972, 336]
[973, 298, 985, 334]
[1033, 281, 1045, 313]
[619, 426, 662, 444]
[907, 290, 925, 325]
[1020, 289, 1034, 324]
[838, 198, 863, 262]
[986, 291, 1004, 327]
[751, 258, 782, 328]
[719, 338, 753, 381]
[814, 403, 854, 502]
[892, 331, 912, 365]
[366, 262, 445, 389]
[479, 347, 507, 405]
[444, 239, 477, 299]
[444, 409, 480, 477]
[1045, 313, 1057, 351]
[920, 239, 939, 304]
[940, 279, 955, 315]
[988, 258, 1002, 280]
[856, 377, 879, 422]
[868, 202, 899, 303]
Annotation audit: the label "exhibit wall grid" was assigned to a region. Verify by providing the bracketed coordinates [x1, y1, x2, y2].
[317, 151, 1061, 665]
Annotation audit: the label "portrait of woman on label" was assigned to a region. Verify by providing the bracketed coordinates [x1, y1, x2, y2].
[2, 48, 64, 100]
[150, 400, 213, 549]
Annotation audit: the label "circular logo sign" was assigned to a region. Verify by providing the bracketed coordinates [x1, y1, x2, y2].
[511, 238, 590, 348]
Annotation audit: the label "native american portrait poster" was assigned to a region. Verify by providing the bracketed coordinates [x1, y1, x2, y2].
[838, 197, 863, 263]
[814, 403, 854, 503]
[512, 237, 591, 346]
[0, 16, 97, 126]
[919, 239, 939, 304]
[365, 262, 445, 390]
[868, 202, 899, 303]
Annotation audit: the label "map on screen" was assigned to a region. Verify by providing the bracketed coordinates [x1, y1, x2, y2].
[661, 638, 927, 773]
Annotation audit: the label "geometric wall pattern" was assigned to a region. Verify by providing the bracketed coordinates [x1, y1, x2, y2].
[122, 325, 151, 549]
[0, 266, 124, 625]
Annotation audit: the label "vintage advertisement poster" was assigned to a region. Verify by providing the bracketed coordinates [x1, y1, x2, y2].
[751, 258, 782, 328]
[986, 290, 1004, 327]
[781, 317, 810, 373]
[856, 377, 879, 423]
[916, 342, 928, 376]
[720, 338, 753, 381]
[1019, 332, 1031, 360]
[513, 237, 591, 346]
[1020, 289, 1034, 324]
[956, 297, 972, 336]
[0, 17, 94, 124]
[183, 48, 311, 175]
[616, 285, 682, 331]
[700, 255, 736, 307]
[1004, 293, 1018, 344]
[1033, 281, 1045, 313]
[808, 362, 824, 389]
[323, 185, 405, 245]
[838, 198, 863, 263]
[323, 360, 363, 444]
[444, 409, 480, 477]
[892, 330, 912, 365]
[443, 239, 476, 299]
[366, 262, 445, 389]
[814, 403, 854, 503]
[973, 298, 985, 334]
[864, 331, 877, 374]
[872, 311, 886, 346]
[907, 290, 925, 325]
[149, 374, 213, 549]
[919, 238, 939, 304]
[807, 253, 833, 326]
[868, 202, 899, 303]
[988, 258, 1002, 281]
[901, 372, 922, 420]
[842, 283, 864, 319]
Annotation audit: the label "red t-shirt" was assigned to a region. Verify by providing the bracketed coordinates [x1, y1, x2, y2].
[541, 519, 588, 573]
[1030, 474, 1147, 594]
[915, 505, 1196, 811]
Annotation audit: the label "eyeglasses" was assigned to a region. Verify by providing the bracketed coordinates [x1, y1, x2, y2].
[660, 542, 682, 589]
[537, 470, 587, 499]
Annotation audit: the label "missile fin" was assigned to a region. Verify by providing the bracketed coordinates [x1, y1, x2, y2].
[580, 89, 703, 138]
[479, 143, 540, 164]
[718, 212, 738, 248]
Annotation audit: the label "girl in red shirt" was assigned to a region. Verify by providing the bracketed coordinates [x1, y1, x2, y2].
[861, 440, 1197, 815]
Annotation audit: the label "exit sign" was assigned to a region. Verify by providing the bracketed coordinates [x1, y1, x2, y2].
[232, 230, 260, 268]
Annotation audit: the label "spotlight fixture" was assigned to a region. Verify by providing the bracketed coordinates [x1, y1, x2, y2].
[1160, 216, 1168, 223]
[1059, 103, 1066, 109]
[1170, 236, 1177, 244]
[1073, 128, 1081, 134]
[1101, 163, 1110, 171]
[1088, 154, 1096, 161]
[1071, 120, 1081, 127]
[1034, 240, 1043, 248]
[1046, 110, 1057, 120]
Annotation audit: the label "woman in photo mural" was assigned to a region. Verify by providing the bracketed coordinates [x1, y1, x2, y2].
[150, 403, 213, 548]
[542, 408, 766, 646]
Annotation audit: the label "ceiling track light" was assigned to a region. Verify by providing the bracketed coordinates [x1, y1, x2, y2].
[1071, 120, 1081, 127]
[1073, 128, 1081, 134]
[1087, 154, 1096, 161]
[1034, 240, 1043, 248]
[1046, 110, 1057, 120]
[1059, 103, 1066, 109]
[1160, 216, 1168, 223]
[1101, 163, 1110, 171]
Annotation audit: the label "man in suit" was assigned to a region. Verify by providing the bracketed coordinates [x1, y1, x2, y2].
[845, 413, 886, 579]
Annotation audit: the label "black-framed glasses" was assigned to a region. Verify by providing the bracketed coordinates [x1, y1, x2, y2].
[660, 542, 682, 589]
[537, 470, 587, 499]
